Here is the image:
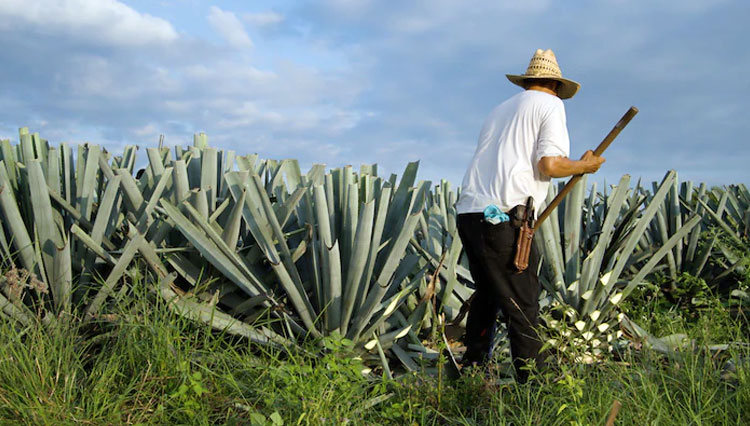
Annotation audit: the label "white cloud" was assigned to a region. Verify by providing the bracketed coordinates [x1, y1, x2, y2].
[208, 6, 254, 49]
[0, 0, 178, 46]
[2, 1, 746, 188]
[243, 11, 285, 27]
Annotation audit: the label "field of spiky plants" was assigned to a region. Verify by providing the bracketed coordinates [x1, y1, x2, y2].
[0, 128, 747, 424]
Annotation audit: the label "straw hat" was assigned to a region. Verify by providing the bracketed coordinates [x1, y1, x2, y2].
[506, 49, 580, 99]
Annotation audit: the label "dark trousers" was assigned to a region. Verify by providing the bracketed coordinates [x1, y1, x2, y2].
[457, 212, 544, 382]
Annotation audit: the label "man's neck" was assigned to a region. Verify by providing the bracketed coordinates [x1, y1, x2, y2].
[525, 85, 558, 97]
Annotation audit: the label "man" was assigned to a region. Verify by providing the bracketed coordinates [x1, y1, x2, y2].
[454, 49, 605, 383]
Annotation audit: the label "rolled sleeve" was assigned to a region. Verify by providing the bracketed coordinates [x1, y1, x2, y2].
[535, 101, 570, 164]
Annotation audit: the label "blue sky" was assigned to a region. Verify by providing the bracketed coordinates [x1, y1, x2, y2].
[1, 0, 748, 188]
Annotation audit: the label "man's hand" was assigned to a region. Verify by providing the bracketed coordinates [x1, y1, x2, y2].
[579, 150, 606, 174]
[538, 151, 606, 178]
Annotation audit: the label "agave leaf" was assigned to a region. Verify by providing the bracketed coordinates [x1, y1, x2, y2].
[313, 184, 336, 324]
[669, 176, 683, 272]
[439, 233, 465, 315]
[0, 139, 18, 190]
[189, 189, 209, 220]
[227, 176, 322, 336]
[714, 190, 728, 219]
[46, 147, 61, 196]
[27, 160, 71, 311]
[121, 145, 139, 174]
[684, 199, 703, 264]
[225, 172, 274, 244]
[219, 149, 235, 194]
[340, 183, 359, 273]
[306, 164, 326, 186]
[146, 147, 165, 182]
[46, 187, 95, 232]
[355, 184, 392, 315]
[115, 168, 145, 217]
[340, 200, 375, 335]
[0, 290, 37, 326]
[161, 283, 290, 346]
[138, 167, 173, 231]
[248, 173, 310, 297]
[324, 173, 337, 243]
[19, 131, 36, 163]
[723, 188, 745, 226]
[185, 146, 201, 189]
[235, 154, 258, 173]
[538, 215, 566, 303]
[348, 211, 421, 342]
[563, 175, 586, 291]
[298, 187, 323, 310]
[76, 145, 100, 222]
[200, 147, 218, 212]
[372, 338, 393, 379]
[580, 177, 631, 285]
[173, 159, 190, 204]
[273, 186, 306, 230]
[361, 267, 426, 339]
[159, 199, 267, 299]
[695, 197, 741, 243]
[602, 215, 702, 319]
[266, 247, 322, 337]
[59, 144, 77, 206]
[390, 343, 419, 372]
[548, 184, 565, 279]
[691, 233, 716, 277]
[70, 225, 120, 269]
[208, 195, 232, 225]
[606, 171, 676, 293]
[582, 182, 598, 246]
[320, 240, 343, 334]
[382, 161, 419, 242]
[654, 207, 677, 278]
[0, 213, 11, 264]
[95, 152, 115, 184]
[221, 189, 245, 249]
[84, 233, 142, 318]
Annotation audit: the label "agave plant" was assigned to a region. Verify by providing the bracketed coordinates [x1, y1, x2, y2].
[409, 179, 474, 323]
[687, 184, 750, 288]
[0, 129, 436, 368]
[536, 171, 701, 360]
[0, 128, 97, 323]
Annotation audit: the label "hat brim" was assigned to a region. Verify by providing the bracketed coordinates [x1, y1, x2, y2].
[506, 74, 581, 99]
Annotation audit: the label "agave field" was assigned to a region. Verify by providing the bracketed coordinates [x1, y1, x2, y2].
[0, 126, 748, 378]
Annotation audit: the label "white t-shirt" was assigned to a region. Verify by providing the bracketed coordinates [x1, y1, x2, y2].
[455, 90, 570, 217]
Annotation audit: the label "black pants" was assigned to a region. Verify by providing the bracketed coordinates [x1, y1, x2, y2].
[457, 212, 544, 382]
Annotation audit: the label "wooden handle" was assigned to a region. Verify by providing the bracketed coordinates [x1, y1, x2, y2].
[593, 106, 639, 156]
[533, 106, 638, 231]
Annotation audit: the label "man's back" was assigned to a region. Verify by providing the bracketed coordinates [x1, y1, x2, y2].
[456, 90, 570, 216]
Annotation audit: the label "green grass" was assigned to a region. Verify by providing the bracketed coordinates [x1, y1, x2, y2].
[0, 282, 747, 425]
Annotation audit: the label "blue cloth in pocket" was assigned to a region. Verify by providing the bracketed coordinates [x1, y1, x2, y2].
[483, 204, 510, 225]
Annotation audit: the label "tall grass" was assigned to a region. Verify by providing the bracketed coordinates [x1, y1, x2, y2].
[0, 273, 747, 425]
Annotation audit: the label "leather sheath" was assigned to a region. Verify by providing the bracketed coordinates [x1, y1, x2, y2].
[513, 197, 535, 272]
[513, 223, 534, 272]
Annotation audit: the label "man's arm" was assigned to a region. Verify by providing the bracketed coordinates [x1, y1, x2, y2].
[538, 150, 605, 178]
